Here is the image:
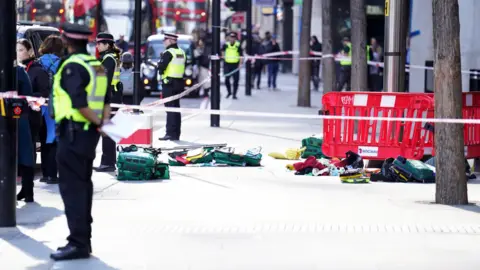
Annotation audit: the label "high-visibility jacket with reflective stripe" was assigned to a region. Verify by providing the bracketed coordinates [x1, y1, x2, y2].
[53, 54, 108, 129]
[225, 41, 240, 64]
[162, 48, 186, 83]
[102, 53, 120, 90]
[340, 43, 371, 65]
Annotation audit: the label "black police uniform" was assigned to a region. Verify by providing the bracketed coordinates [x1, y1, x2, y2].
[50, 23, 110, 261]
[96, 32, 120, 171]
[158, 34, 184, 141]
[222, 34, 243, 99]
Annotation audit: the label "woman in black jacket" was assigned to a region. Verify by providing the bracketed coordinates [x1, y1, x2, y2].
[17, 39, 50, 168]
[310, 36, 322, 91]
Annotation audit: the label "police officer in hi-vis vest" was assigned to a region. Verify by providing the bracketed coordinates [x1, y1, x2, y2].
[50, 23, 110, 261]
[94, 32, 122, 172]
[222, 32, 243, 99]
[158, 33, 186, 141]
[336, 36, 373, 91]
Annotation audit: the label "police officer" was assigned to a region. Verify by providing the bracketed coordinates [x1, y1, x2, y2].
[94, 32, 121, 172]
[337, 37, 352, 91]
[158, 33, 186, 141]
[222, 32, 242, 99]
[49, 23, 110, 261]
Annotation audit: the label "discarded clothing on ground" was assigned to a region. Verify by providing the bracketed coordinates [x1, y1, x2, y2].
[424, 156, 476, 180]
[287, 151, 368, 183]
[117, 145, 170, 181]
[268, 135, 325, 160]
[268, 147, 305, 160]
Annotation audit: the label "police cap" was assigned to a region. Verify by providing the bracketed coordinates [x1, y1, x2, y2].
[61, 22, 92, 40]
[96, 32, 114, 43]
[163, 33, 178, 41]
[229, 32, 238, 38]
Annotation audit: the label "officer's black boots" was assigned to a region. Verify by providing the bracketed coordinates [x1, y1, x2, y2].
[159, 135, 180, 141]
[94, 165, 116, 172]
[50, 244, 90, 261]
[16, 188, 34, 203]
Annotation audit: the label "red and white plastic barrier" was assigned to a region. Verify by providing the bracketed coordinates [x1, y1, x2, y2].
[117, 111, 154, 147]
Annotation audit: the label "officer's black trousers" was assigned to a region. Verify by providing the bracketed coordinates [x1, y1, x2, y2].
[336, 66, 352, 91]
[224, 63, 240, 96]
[57, 136, 94, 249]
[163, 80, 182, 138]
[100, 112, 117, 167]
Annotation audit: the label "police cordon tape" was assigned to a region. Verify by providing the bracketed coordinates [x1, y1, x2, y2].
[1, 90, 480, 125]
[106, 103, 480, 125]
[216, 50, 480, 75]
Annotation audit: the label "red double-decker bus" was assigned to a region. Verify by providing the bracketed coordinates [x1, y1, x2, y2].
[73, 0, 157, 42]
[155, 0, 209, 36]
[23, 0, 67, 28]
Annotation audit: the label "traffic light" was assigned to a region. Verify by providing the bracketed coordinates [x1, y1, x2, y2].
[224, 0, 248, 12]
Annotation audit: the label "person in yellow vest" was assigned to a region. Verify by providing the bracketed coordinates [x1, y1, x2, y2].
[49, 23, 110, 261]
[336, 37, 374, 91]
[94, 32, 122, 172]
[337, 37, 352, 91]
[222, 32, 243, 99]
[158, 33, 186, 141]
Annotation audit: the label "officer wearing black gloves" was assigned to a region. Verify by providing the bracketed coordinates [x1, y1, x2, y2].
[158, 33, 186, 141]
[49, 23, 110, 261]
[94, 32, 122, 172]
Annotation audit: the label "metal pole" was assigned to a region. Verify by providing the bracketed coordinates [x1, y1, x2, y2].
[383, 0, 406, 92]
[282, 1, 293, 73]
[210, 0, 221, 127]
[0, 0, 18, 227]
[245, 0, 253, 96]
[133, 0, 142, 105]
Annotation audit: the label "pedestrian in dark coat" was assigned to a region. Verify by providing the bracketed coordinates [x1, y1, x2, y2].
[16, 65, 36, 202]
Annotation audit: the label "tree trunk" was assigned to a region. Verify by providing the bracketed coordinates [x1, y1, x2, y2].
[297, 0, 312, 107]
[322, 0, 335, 93]
[350, 0, 368, 91]
[432, 0, 468, 205]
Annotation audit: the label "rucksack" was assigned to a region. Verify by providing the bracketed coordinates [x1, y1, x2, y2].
[119, 67, 134, 95]
[40, 57, 59, 117]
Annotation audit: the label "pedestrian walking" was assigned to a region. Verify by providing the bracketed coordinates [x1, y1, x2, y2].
[194, 39, 211, 97]
[310, 36, 322, 91]
[94, 32, 121, 172]
[267, 37, 281, 90]
[222, 32, 242, 99]
[38, 35, 64, 184]
[158, 33, 186, 141]
[49, 22, 110, 261]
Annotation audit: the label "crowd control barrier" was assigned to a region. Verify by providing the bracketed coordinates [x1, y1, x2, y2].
[321, 92, 480, 160]
[321, 92, 435, 160]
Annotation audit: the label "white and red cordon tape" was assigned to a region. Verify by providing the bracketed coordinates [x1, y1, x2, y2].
[2, 50, 479, 124]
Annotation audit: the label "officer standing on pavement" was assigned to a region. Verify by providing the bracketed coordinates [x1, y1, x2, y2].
[49, 23, 110, 261]
[222, 32, 242, 99]
[94, 32, 122, 172]
[158, 33, 186, 141]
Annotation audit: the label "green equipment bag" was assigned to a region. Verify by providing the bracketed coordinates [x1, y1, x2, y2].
[301, 136, 325, 159]
[244, 147, 262, 166]
[213, 147, 246, 166]
[392, 156, 435, 183]
[117, 145, 170, 181]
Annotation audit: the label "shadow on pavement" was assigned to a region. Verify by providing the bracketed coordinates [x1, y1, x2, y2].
[451, 203, 480, 214]
[17, 202, 63, 229]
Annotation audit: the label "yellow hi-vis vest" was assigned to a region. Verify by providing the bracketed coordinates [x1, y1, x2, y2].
[340, 43, 371, 65]
[162, 48, 186, 84]
[102, 53, 120, 91]
[53, 54, 108, 130]
[225, 41, 240, 64]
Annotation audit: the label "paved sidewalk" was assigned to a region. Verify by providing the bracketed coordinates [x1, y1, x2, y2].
[3, 73, 480, 270]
